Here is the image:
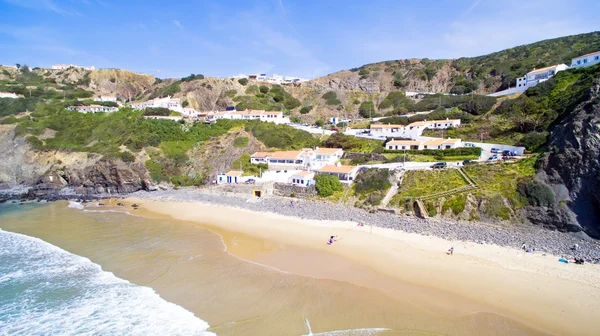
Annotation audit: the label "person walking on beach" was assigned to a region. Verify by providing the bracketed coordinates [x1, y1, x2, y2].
[447, 247, 454, 255]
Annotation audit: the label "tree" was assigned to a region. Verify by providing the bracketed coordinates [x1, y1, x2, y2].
[315, 119, 324, 127]
[359, 101, 375, 118]
[182, 100, 189, 107]
[315, 174, 343, 197]
[15, 63, 21, 69]
[300, 106, 313, 114]
[259, 85, 269, 94]
[238, 78, 248, 86]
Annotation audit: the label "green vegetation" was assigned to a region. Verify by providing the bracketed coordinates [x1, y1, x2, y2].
[181, 74, 204, 81]
[320, 133, 383, 153]
[233, 136, 249, 148]
[234, 84, 300, 111]
[315, 174, 343, 197]
[464, 156, 537, 206]
[232, 153, 267, 176]
[354, 168, 390, 194]
[358, 101, 375, 118]
[238, 78, 248, 86]
[378, 92, 413, 114]
[441, 195, 467, 215]
[486, 194, 511, 220]
[245, 120, 320, 149]
[300, 105, 313, 114]
[395, 169, 467, 199]
[149, 82, 181, 99]
[144, 107, 171, 116]
[384, 147, 481, 158]
[517, 180, 556, 207]
[322, 91, 341, 105]
[120, 151, 135, 162]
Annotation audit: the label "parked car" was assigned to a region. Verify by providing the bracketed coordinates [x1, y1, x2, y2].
[430, 162, 447, 169]
[490, 148, 500, 153]
[245, 179, 256, 184]
[330, 128, 339, 132]
[487, 155, 499, 161]
[462, 159, 476, 166]
[502, 150, 516, 157]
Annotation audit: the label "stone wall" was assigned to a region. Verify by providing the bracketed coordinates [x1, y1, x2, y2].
[273, 183, 317, 198]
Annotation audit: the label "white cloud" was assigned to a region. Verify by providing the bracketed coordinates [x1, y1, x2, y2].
[173, 20, 183, 29]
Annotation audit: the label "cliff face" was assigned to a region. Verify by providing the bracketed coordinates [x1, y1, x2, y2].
[0, 125, 154, 198]
[533, 77, 600, 237]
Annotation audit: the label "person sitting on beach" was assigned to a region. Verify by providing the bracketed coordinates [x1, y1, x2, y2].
[447, 247, 454, 255]
[328, 237, 333, 245]
[357, 223, 364, 227]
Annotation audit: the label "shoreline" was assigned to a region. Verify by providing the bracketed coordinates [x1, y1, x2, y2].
[128, 188, 600, 262]
[124, 192, 600, 336]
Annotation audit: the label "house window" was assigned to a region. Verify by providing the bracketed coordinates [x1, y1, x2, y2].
[595, 56, 599, 61]
[424, 145, 428, 149]
[577, 60, 582, 65]
[584, 59, 588, 64]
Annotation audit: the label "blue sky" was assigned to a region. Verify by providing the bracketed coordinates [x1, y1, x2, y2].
[1, 0, 599, 79]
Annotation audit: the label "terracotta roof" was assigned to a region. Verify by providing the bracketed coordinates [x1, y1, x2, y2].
[371, 124, 405, 129]
[387, 140, 421, 146]
[269, 151, 302, 160]
[225, 170, 244, 177]
[527, 64, 563, 74]
[294, 171, 315, 177]
[423, 139, 461, 146]
[251, 152, 271, 158]
[317, 164, 357, 174]
[315, 148, 343, 155]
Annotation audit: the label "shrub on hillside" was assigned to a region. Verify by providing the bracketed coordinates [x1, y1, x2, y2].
[486, 194, 511, 220]
[300, 105, 313, 114]
[144, 107, 171, 116]
[359, 101, 375, 118]
[517, 179, 555, 207]
[259, 85, 269, 94]
[322, 91, 341, 105]
[238, 78, 248, 86]
[120, 150, 136, 162]
[315, 174, 343, 197]
[354, 168, 390, 194]
[518, 132, 547, 151]
[233, 136, 249, 148]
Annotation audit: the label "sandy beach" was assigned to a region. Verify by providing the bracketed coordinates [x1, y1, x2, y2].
[126, 196, 600, 336]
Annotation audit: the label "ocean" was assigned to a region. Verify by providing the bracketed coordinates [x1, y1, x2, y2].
[0, 203, 214, 336]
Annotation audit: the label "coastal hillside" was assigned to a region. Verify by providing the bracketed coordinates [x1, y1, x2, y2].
[307, 31, 600, 94]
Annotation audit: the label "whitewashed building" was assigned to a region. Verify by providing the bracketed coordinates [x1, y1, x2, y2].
[386, 138, 462, 150]
[316, 164, 361, 183]
[0, 92, 19, 98]
[515, 64, 568, 89]
[571, 50, 600, 69]
[130, 96, 182, 113]
[370, 119, 461, 139]
[205, 110, 290, 124]
[250, 147, 344, 170]
[94, 96, 117, 102]
[67, 105, 118, 113]
[289, 171, 315, 187]
[217, 171, 245, 184]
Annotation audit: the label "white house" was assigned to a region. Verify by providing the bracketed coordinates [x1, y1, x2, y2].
[217, 170, 244, 184]
[94, 96, 117, 102]
[571, 50, 600, 69]
[205, 109, 290, 124]
[0, 92, 19, 98]
[316, 164, 361, 183]
[143, 115, 183, 122]
[386, 138, 462, 150]
[516, 64, 568, 89]
[250, 147, 344, 170]
[67, 105, 118, 113]
[289, 171, 315, 187]
[52, 64, 95, 70]
[130, 96, 182, 112]
[370, 119, 461, 139]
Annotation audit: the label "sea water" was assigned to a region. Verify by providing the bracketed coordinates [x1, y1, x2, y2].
[0, 203, 214, 336]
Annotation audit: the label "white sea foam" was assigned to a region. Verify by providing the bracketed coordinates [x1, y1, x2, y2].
[67, 201, 84, 209]
[0, 229, 215, 336]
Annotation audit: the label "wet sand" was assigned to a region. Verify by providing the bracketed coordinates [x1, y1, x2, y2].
[126, 197, 600, 336]
[1, 200, 595, 335]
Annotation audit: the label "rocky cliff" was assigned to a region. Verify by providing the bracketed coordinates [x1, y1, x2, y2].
[0, 125, 154, 198]
[530, 77, 600, 237]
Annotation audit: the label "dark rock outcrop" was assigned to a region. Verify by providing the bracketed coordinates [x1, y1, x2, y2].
[27, 160, 156, 198]
[532, 77, 600, 237]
